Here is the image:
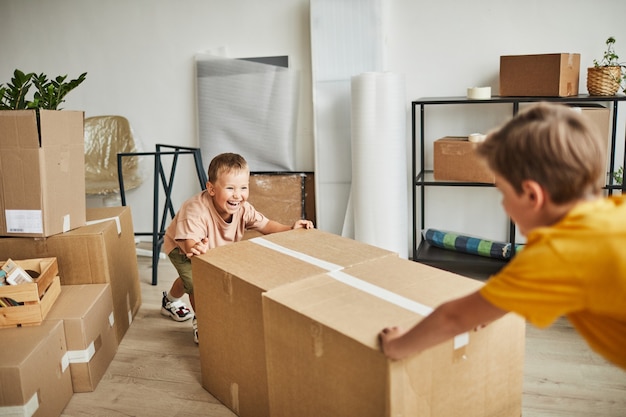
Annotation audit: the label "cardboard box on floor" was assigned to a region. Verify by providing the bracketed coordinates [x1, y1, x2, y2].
[433, 137, 495, 183]
[0, 320, 73, 417]
[45, 284, 118, 392]
[192, 228, 397, 417]
[0, 109, 86, 237]
[499, 53, 580, 97]
[0, 206, 141, 343]
[263, 256, 525, 417]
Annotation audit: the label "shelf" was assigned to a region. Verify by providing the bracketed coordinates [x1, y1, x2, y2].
[415, 241, 507, 280]
[413, 94, 626, 105]
[411, 93, 626, 271]
[416, 170, 496, 187]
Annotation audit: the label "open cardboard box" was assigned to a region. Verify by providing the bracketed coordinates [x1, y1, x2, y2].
[0, 109, 85, 237]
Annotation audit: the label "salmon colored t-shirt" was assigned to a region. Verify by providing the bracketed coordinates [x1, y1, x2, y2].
[480, 196, 626, 370]
[163, 189, 269, 255]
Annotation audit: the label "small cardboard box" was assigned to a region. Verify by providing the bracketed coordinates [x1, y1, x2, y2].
[0, 257, 61, 328]
[45, 283, 118, 392]
[499, 53, 580, 97]
[433, 137, 495, 183]
[0, 109, 86, 237]
[263, 256, 526, 417]
[192, 228, 397, 417]
[0, 206, 141, 342]
[0, 320, 73, 417]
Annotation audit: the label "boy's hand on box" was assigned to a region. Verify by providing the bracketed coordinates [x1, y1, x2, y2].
[292, 219, 314, 230]
[379, 326, 406, 360]
[186, 237, 209, 258]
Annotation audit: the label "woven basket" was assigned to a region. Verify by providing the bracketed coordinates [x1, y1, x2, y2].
[587, 66, 622, 96]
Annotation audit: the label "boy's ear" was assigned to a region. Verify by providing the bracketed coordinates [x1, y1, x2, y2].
[521, 180, 546, 209]
[207, 181, 215, 195]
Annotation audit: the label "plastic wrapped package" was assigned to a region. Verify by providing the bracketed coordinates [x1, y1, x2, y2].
[84, 115, 145, 195]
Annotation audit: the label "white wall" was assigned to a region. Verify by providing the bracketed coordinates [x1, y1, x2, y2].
[2, 0, 626, 252]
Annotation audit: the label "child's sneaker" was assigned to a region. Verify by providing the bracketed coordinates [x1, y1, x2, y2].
[193, 317, 198, 344]
[161, 291, 193, 322]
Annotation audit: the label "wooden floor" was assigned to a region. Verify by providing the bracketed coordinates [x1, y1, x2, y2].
[61, 252, 626, 417]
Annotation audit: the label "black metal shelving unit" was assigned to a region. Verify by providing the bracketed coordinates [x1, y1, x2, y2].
[412, 94, 626, 278]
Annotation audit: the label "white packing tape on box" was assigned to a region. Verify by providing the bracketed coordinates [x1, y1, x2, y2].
[85, 215, 122, 235]
[67, 341, 96, 364]
[467, 86, 491, 100]
[0, 393, 39, 417]
[250, 237, 343, 272]
[251, 237, 470, 349]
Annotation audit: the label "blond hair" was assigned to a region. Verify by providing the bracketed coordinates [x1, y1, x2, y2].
[207, 153, 249, 183]
[477, 102, 606, 203]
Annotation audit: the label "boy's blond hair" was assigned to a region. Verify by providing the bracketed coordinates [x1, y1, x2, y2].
[207, 153, 249, 183]
[477, 102, 606, 204]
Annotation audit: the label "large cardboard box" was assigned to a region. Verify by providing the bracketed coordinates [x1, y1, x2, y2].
[245, 172, 316, 239]
[0, 320, 73, 417]
[263, 256, 526, 417]
[0, 206, 141, 342]
[192, 228, 397, 417]
[433, 137, 495, 183]
[500, 53, 580, 97]
[45, 283, 118, 392]
[0, 109, 86, 237]
[0, 257, 61, 328]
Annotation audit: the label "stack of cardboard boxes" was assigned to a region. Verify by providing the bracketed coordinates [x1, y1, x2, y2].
[192, 228, 526, 417]
[0, 110, 142, 416]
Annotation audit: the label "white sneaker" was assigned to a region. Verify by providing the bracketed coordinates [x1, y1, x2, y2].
[193, 317, 198, 344]
[161, 292, 193, 322]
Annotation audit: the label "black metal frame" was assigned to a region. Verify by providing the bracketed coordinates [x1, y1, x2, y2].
[117, 144, 207, 286]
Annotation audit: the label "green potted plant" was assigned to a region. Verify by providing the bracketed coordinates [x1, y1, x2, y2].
[587, 36, 626, 96]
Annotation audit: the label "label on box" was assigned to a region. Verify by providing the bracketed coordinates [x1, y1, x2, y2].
[5, 210, 44, 234]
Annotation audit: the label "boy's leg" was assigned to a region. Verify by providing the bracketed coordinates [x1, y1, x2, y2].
[161, 277, 193, 322]
[162, 249, 193, 322]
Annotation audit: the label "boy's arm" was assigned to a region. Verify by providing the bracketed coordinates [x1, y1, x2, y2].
[177, 237, 209, 258]
[379, 290, 508, 360]
[258, 219, 314, 235]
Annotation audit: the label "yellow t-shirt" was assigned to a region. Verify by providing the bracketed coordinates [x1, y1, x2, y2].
[480, 196, 626, 370]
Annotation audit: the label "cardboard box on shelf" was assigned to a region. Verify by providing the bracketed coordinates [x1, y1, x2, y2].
[263, 256, 525, 417]
[433, 137, 495, 183]
[570, 104, 612, 181]
[0, 206, 141, 342]
[45, 283, 118, 392]
[500, 53, 580, 97]
[0, 109, 86, 237]
[0, 320, 73, 417]
[0, 257, 61, 328]
[192, 228, 397, 417]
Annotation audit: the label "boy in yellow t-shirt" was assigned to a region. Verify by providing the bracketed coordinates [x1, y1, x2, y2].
[380, 102, 626, 370]
[160, 152, 314, 343]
